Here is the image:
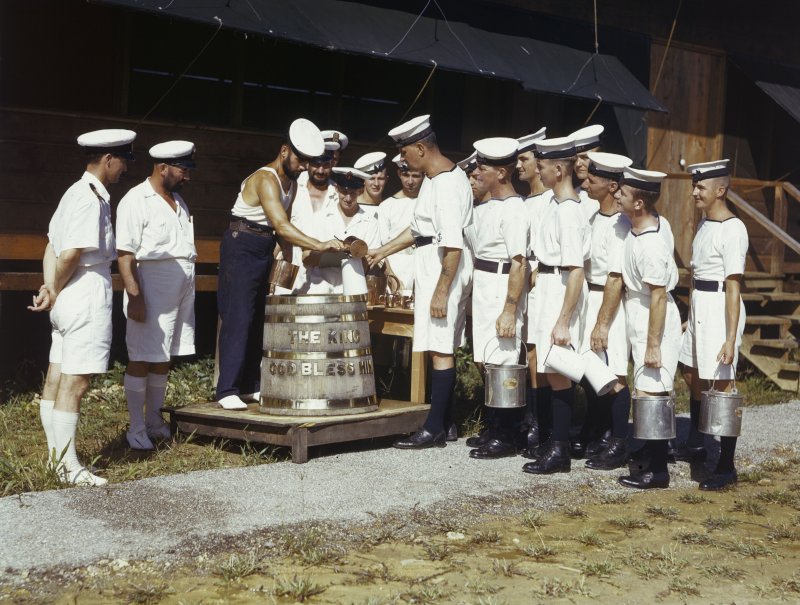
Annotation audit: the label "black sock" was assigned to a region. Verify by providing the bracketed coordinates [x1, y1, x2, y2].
[423, 367, 456, 434]
[525, 387, 537, 427]
[717, 436, 737, 474]
[537, 387, 552, 437]
[611, 387, 631, 439]
[687, 398, 704, 447]
[551, 387, 574, 442]
[580, 386, 599, 441]
[494, 408, 519, 442]
[599, 393, 614, 435]
[649, 439, 669, 473]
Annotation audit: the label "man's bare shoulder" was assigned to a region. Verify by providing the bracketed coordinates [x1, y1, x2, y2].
[243, 168, 281, 203]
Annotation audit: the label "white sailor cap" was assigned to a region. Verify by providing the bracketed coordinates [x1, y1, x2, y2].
[620, 167, 667, 193]
[321, 129, 349, 151]
[392, 153, 409, 171]
[517, 127, 547, 153]
[457, 151, 478, 174]
[331, 167, 371, 189]
[288, 118, 325, 159]
[586, 151, 632, 181]
[149, 140, 196, 168]
[77, 129, 137, 160]
[534, 136, 576, 160]
[687, 159, 730, 183]
[570, 124, 604, 153]
[388, 114, 433, 147]
[354, 151, 387, 174]
[473, 137, 519, 166]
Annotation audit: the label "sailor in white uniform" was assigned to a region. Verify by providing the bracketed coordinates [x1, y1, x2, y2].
[367, 115, 473, 448]
[615, 167, 681, 490]
[521, 136, 591, 475]
[216, 119, 344, 410]
[577, 152, 635, 471]
[464, 138, 528, 460]
[116, 140, 197, 450]
[33, 128, 136, 486]
[320, 129, 348, 167]
[377, 154, 424, 294]
[570, 124, 604, 223]
[355, 151, 388, 217]
[678, 159, 748, 490]
[296, 167, 381, 294]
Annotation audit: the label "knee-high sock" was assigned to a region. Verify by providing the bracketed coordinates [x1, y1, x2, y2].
[717, 436, 737, 474]
[649, 439, 669, 473]
[39, 399, 56, 460]
[610, 387, 631, 439]
[51, 409, 83, 475]
[687, 398, 703, 447]
[537, 386, 552, 437]
[124, 374, 148, 433]
[580, 385, 600, 440]
[145, 372, 169, 428]
[551, 387, 574, 442]
[423, 368, 457, 434]
[598, 393, 614, 434]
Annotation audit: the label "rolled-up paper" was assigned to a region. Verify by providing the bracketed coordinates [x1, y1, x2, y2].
[341, 258, 368, 295]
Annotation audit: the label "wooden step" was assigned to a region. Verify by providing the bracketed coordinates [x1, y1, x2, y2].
[749, 338, 799, 349]
[745, 315, 791, 326]
[742, 293, 766, 302]
[764, 292, 800, 302]
[779, 362, 800, 373]
[777, 315, 800, 325]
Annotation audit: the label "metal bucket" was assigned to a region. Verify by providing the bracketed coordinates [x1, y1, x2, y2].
[484, 338, 527, 409]
[631, 367, 676, 440]
[700, 381, 744, 437]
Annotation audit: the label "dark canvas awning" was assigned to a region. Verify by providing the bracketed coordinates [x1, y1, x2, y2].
[732, 56, 800, 125]
[94, 0, 667, 112]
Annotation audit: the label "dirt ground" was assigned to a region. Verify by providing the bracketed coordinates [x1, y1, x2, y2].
[3, 445, 800, 605]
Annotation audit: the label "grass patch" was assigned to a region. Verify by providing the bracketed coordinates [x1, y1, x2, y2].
[757, 489, 799, 507]
[702, 515, 737, 531]
[214, 551, 264, 581]
[645, 505, 680, 521]
[675, 531, 712, 545]
[699, 564, 746, 580]
[120, 581, 175, 604]
[660, 577, 700, 598]
[535, 576, 591, 598]
[520, 509, 546, 529]
[520, 543, 557, 560]
[766, 523, 798, 542]
[423, 542, 450, 561]
[271, 575, 326, 601]
[575, 529, 605, 547]
[772, 573, 800, 595]
[353, 562, 396, 584]
[469, 530, 501, 545]
[678, 493, 711, 504]
[608, 517, 652, 533]
[599, 493, 631, 505]
[731, 498, 767, 516]
[279, 526, 345, 565]
[739, 468, 769, 483]
[581, 560, 617, 577]
[761, 458, 791, 473]
[724, 538, 777, 558]
[463, 579, 500, 595]
[563, 505, 587, 519]
[491, 559, 520, 577]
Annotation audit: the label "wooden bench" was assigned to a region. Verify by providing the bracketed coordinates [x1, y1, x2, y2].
[0, 233, 221, 291]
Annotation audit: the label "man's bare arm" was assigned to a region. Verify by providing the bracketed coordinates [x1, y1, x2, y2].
[430, 247, 462, 319]
[590, 272, 624, 351]
[365, 227, 414, 268]
[551, 266, 584, 345]
[644, 284, 667, 368]
[496, 255, 525, 337]
[118, 251, 145, 322]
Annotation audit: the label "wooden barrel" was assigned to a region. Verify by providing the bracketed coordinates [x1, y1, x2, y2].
[260, 293, 378, 415]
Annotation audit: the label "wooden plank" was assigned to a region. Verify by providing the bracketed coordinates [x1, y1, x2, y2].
[749, 338, 798, 349]
[784, 182, 800, 205]
[289, 427, 309, 463]
[771, 185, 788, 277]
[727, 191, 800, 256]
[0, 233, 47, 260]
[410, 351, 428, 404]
[0, 272, 217, 291]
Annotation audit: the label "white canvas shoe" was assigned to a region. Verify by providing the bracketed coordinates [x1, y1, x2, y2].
[127, 428, 155, 450]
[218, 395, 249, 410]
[68, 467, 108, 487]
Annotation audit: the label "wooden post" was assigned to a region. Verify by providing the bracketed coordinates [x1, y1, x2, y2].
[771, 184, 787, 280]
[410, 351, 427, 404]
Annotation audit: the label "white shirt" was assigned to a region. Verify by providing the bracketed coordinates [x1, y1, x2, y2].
[525, 190, 554, 258]
[690, 217, 748, 281]
[586, 211, 630, 285]
[410, 167, 472, 249]
[533, 197, 591, 268]
[622, 218, 679, 295]
[467, 196, 528, 261]
[378, 195, 417, 246]
[116, 178, 196, 262]
[579, 189, 600, 223]
[48, 171, 116, 267]
[230, 166, 295, 226]
[290, 172, 338, 221]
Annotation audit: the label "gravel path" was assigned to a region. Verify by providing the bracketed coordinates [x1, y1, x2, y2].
[1, 401, 798, 578]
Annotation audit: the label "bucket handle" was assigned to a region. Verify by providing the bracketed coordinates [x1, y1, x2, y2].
[483, 335, 528, 368]
[709, 374, 738, 395]
[633, 365, 675, 397]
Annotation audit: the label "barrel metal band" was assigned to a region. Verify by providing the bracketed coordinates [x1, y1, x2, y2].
[266, 293, 368, 305]
[264, 312, 369, 323]
[263, 347, 372, 359]
[260, 395, 378, 409]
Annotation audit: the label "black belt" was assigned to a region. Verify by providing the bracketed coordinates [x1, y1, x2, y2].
[694, 279, 726, 292]
[229, 216, 275, 238]
[474, 258, 511, 274]
[587, 282, 605, 292]
[414, 235, 434, 248]
[538, 263, 566, 274]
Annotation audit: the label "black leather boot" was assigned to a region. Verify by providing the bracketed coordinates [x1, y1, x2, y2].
[393, 429, 446, 449]
[585, 437, 628, 470]
[585, 429, 612, 458]
[521, 441, 571, 474]
[699, 470, 737, 491]
[618, 470, 670, 489]
[465, 425, 493, 448]
[673, 444, 707, 463]
[469, 438, 516, 459]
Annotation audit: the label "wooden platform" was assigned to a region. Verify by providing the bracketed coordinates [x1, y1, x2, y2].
[163, 399, 429, 464]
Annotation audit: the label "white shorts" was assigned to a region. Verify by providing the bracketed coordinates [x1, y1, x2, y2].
[125, 259, 196, 363]
[49, 265, 112, 375]
[471, 268, 524, 364]
[626, 291, 682, 392]
[527, 271, 586, 373]
[412, 243, 472, 354]
[679, 289, 745, 380]
[579, 287, 630, 376]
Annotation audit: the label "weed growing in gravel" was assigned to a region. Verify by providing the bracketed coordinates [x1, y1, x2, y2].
[280, 527, 345, 565]
[463, 578, 500, 596]
[761, 458, 791, 473]
[599, 493, 631, 505]
[520, 510, 546, 528]
[423, 543, 450, 561]
[214, 551, 264, 581]
[772, 573, 800, 595]
[731, 498, 767, 516]
[403, 584, 450, 604]
[121, 581, 175, 604]
[575, 529, 605, 547]
[661, 577, 700, 597]
[757, 489, 799, 507]
[271, 575, 326, 601]
[0, 447, 65, 496]
[520, 543, 557, 560]
[699, 564, 746, 580]
[738, 468, 769, 483]
[473, 597, 507, 605]
[353, 561, 396, 584]
[563, 505, 587, 519]
[491, 559, 520, 577]
[678, 493, 711, 504]
[609, 517, 652, 533]
[645, 505, 680, 520]
[675, 531, 712, 545]
[766, 523, 798, 542]
[535, 576, 591, 598]
[724, 538, 778, 558]
[702, 515, 737, 531]
[581, 560, 617, 577]
[469, 530, 501, 545]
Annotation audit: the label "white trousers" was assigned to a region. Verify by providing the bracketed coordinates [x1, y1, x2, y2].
[579, 287, 630, 376]
[626, 291, 681, 392]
